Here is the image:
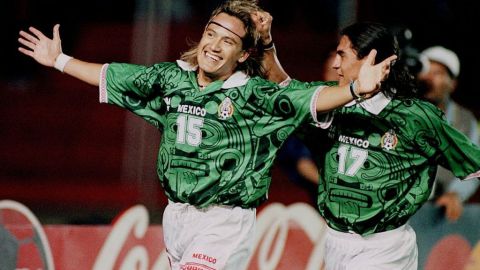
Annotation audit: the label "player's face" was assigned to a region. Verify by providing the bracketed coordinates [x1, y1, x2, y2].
[197, 13, 250, 81]
[332, 35, 364, 86]
[418, 61, 456, 106]
[322, 51, 339, 81]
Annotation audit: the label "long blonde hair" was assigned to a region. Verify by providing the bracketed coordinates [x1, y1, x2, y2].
[180, 0, 266, 77]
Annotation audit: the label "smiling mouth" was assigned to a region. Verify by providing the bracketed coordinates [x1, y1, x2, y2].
[205, 51, 221, 62]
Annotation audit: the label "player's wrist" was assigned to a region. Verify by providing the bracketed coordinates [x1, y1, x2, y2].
[349, 80, 365, 102]
[262, 38, 274, 51]
[54, 53, 73, 72]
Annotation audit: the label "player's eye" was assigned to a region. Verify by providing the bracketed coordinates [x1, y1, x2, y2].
[205, 30, 215, 38]
[223, 39, 234, 46]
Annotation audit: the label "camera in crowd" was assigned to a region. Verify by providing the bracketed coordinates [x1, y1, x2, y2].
[391, 26, 431, 95]
[391, 26, 428, 77]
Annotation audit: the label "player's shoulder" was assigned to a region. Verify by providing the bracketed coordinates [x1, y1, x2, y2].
[394, 98, 444, 117]
[287, 79, 336, 89]
[154, 61, 183, 72]
[244, 76, 281, 95]
[141, 61, 189, 82]
[110, 61, 176, 70]
[108, 61, 179, 76]
[248, 76, 276, 86]
[245, 77, 333, 90]
[390, 98, 447, 129]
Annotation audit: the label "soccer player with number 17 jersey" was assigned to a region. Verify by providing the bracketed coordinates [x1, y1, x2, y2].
[261, 19, 480, 269]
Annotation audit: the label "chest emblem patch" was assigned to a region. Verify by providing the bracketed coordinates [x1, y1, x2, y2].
[218, 97, 234, 120]
[381, 129, 398, 151]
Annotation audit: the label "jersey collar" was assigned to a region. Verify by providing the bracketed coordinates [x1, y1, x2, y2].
[176, 60, 250, 89]
[344, 91, 392, 115]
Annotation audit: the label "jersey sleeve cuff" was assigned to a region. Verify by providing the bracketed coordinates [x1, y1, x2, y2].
[99, 63, 110, 103]
[463, 170, 480, 180]
[278, 76, 292, 88]
[310, 86, 333, 129]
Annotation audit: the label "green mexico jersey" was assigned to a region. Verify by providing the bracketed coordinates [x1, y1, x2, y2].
[100, 61, 325, 208]
[318, 97, 480, 235]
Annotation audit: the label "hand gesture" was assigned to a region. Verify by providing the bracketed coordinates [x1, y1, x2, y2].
[18, 24, 63, 67]
[251, 11, 273, 46]
[356, 50, 397, 97]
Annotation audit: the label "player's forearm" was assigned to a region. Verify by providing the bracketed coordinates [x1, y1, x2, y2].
[315, 84, 355, 113]
[262, 47, 289, 84]
[63, 58, 104, 86]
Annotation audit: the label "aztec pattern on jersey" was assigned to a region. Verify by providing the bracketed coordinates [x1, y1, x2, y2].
[317, 99, 480, 235]
[104, 62, 323, 208]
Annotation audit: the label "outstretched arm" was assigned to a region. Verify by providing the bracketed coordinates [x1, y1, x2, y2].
[18, 24, 103, 86]
[260, 42, 396, 113]
[254, 14, 396, 113]
[315, 50, 396, 113]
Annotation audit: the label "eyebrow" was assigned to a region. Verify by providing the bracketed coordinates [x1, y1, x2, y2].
[207, 21, 244, 40]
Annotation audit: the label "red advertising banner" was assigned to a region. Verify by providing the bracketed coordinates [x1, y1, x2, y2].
[2, 200, 480, 270]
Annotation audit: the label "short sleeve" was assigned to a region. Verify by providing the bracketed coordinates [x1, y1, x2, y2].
[98, 62, 178, 129]
[101, 62, 174, 106]
[282, 79, 335, 127]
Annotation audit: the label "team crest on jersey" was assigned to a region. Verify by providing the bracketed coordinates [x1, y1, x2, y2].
[218, 97, 234, 120]
[381, 129, 398, 150]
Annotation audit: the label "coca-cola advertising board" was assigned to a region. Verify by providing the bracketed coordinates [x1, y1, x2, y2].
[2, 200, 480, 270]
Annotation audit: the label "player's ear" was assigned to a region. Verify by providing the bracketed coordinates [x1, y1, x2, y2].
[238, 50, 250, 63]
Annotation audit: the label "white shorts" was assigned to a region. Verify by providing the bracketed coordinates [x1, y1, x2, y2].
[162, 201, 256, 270]
[324, 224, 418, 270]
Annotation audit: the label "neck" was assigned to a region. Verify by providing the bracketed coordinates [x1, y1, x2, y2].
[198, 69, 235, 86]
[197, 76, 211, 88]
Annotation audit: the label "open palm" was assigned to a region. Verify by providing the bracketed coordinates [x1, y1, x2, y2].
[18, 24, 62, 67]
[357, 49, 397, 96]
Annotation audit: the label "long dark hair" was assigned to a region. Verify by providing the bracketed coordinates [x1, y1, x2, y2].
[180, 0, 265, 77]
[340, 22, 418, 99]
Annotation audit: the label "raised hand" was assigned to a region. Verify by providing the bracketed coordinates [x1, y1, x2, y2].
[356, 50, 397, 97]
[251, 11, 273, 45]
[18, 24, 63, 67]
